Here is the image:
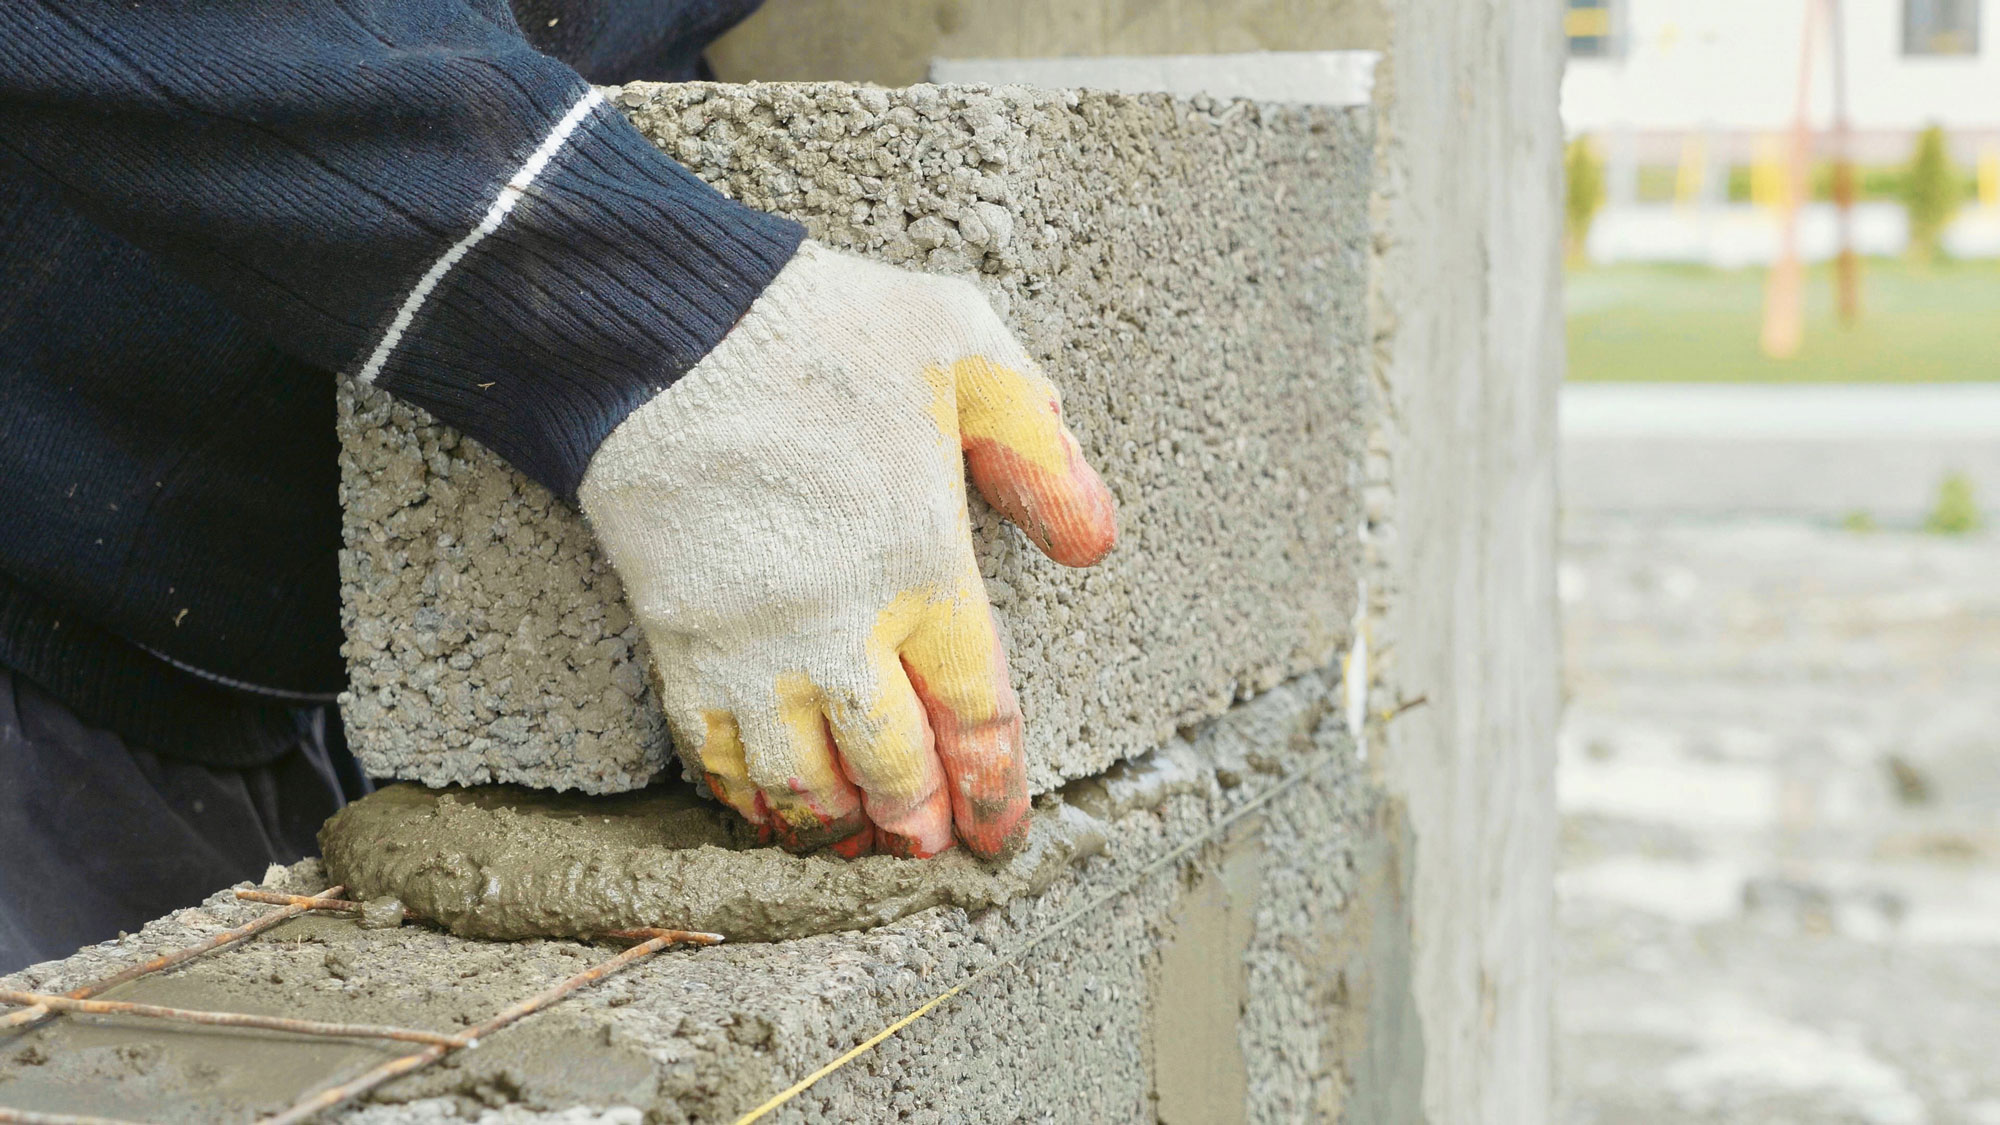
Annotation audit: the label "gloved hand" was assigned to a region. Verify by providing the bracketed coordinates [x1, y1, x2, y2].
[578, 240, 1117, 859]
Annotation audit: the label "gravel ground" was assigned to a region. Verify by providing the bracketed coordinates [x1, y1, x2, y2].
[1556, 515, 2000, 1125]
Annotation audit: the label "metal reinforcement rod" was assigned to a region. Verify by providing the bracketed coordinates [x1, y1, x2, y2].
[0, 991, 469, 1049]
[259, 928, 724, 1125]
[0, 886, 348, 1033]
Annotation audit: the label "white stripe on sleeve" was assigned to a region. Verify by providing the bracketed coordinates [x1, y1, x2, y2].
[353, 87, 605, 386]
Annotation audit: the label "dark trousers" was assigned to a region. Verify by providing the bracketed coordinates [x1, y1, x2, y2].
[0, 667, 355, 975]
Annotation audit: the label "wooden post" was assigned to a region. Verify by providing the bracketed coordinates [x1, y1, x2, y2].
[1761, 0, 1821, 359]
[1828, 0, 1860, 324]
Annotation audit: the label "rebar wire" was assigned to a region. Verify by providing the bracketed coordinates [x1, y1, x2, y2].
[258, 928, 722, 1125]
[0, 886, 348, 1033]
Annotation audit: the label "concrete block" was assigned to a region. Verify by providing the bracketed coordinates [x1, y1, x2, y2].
[338, 82, 1373, 793]
[0, 671, 1422, 1122]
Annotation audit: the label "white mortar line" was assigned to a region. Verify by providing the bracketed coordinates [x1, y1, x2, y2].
[929, 50, 1380, 107]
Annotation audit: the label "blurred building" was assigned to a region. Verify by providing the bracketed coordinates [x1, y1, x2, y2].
[1561, 0, 2000, 262]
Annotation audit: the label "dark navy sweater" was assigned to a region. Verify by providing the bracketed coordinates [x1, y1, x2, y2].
[0, 0, 804, 764]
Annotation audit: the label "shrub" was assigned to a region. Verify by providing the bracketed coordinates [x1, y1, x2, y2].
[1565, 136, 1606, 263]
[1904, 125, 1959, 261]
[1923, 472, 1981, 535]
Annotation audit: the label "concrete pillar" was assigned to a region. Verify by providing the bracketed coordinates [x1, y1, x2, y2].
[1362, 3, 1565, 1118]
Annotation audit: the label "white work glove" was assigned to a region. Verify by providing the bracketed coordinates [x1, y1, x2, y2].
[578, 240, 1117, 859]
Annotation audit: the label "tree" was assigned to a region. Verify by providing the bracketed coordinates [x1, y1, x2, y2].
[1565, 136, 1606, 264]
[1903, 124, 1959, 262]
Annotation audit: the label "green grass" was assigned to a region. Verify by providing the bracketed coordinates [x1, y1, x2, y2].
[1567, 259, 2000, 382]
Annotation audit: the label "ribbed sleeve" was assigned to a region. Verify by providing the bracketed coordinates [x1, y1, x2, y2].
[0, 0, 803, 498]
[371, 102, 804, 495]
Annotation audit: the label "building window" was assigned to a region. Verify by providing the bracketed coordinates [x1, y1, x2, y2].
[1567, 0, 1622, 59]
[1904, 0, 1980, 56]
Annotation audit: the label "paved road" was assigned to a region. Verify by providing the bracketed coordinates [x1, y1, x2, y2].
[1556, 515, 2000, 1125]
[1562, 384, 2000, 521]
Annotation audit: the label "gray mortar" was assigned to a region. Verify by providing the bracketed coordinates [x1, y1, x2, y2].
[0, 668, 1416, 1122]
[318, 783, 1109, 943]
[338, 82, 1373, 793]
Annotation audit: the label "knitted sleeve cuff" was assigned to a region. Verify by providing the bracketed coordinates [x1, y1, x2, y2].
[354, 90, 806, 500]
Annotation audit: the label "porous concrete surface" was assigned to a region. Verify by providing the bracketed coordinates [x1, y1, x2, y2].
[339, 82, 1372, 793]
[1557, 517, 2000, 1124]
[338, 388, 663, 793]
[0, 668, 1421, 1123]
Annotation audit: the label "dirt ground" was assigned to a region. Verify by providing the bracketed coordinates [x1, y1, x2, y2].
[1556, 515, 2000, 1124]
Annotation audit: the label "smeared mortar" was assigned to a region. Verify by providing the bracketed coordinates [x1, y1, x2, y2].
[319, 784, 1108, 943]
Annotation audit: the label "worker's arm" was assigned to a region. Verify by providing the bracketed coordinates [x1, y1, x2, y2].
[0, 0, 800, 497]
[0, 0, 1116, 859]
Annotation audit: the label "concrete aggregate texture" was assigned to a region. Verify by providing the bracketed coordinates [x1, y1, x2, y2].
[338, 80, 1373, 793]
[0, 670, 1410, 1123]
